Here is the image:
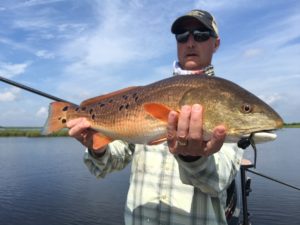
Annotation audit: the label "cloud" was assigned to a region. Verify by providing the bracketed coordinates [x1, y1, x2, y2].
[60, 0, 173, 75]
[259, 93, 282, 106]
[13, 18, 53, 30]
[0, 88, 20, 102]
[242, 48, 263, 58]
[35, 50, 55, 59]
[36, 106, 48, 117]
[0, 62, 30, 78]
[22, 0, 66, 7]
[194, 0, 263, 12]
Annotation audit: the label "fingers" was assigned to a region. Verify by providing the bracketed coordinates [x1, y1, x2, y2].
[177, 105, 191, 139]
[167, 104, 226, 157]
[188, 104, 203, 147]
[167, 111, 178, 152]
[203, 125, 226, 156]
[67, 118, 91, 137]
[66, 118, 94, 148]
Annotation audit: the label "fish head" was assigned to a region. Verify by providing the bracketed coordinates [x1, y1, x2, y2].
[217, 89, 284, 141]
[179, 76, 284, 142]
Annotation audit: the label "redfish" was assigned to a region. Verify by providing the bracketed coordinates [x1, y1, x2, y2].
[42, 75, 283, 149]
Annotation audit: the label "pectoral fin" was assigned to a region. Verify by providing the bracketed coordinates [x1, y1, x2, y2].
[92, 133, 113, 150]
[144, 103, 177, 122]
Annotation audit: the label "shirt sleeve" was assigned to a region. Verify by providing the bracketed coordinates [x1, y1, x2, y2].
[175, 143, 244, 197]
[83, 140, 135, 178]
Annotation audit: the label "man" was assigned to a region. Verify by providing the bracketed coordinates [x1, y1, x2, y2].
[67, 9, 243, 225]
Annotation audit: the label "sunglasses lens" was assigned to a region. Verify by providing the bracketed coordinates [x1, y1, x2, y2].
[193, 31, 210, 42]
[175, 30, 211, 43]
[175, 31, 190, 43]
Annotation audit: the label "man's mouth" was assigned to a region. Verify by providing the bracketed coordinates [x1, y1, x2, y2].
[186, 53, 198, 57]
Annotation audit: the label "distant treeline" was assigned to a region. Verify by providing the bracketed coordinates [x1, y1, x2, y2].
[284, 122, 300, 128]
[0, 127, 68, 137]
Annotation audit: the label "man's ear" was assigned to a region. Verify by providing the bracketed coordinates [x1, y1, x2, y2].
[213, 38, 220, 52]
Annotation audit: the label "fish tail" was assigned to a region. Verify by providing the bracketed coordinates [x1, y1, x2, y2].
[42, 102, 72, 135]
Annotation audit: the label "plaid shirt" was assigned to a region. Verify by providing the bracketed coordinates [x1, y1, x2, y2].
[84, 141, 243, 225]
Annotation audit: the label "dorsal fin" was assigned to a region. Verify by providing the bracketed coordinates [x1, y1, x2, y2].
[80, 86, 140, 106]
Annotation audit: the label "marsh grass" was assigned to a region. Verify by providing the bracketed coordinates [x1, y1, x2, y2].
[0, 128, 69, 137]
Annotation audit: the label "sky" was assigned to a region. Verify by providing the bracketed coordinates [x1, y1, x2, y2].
[0, 0, 299, 126]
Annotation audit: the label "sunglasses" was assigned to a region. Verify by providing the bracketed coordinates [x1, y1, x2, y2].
[175, 30, 213, 43]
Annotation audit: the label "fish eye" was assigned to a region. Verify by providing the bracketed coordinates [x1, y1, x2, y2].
[241, 103, 252, 113]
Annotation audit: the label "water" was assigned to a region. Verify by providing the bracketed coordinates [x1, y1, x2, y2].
[0, 138, 130, 225]
[0, 129, 299, 225]
[245, 128, 300, 225]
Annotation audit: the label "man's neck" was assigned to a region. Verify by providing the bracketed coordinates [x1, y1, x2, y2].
[173, 62, 215, 76]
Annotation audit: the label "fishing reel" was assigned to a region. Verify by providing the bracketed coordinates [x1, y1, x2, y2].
[237, 133, 257, 168]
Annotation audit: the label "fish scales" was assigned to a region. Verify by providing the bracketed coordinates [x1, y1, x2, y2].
[43, 75, 283, 149]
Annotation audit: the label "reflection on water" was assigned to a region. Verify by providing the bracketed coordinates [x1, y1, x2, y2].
[0, 129, 299, 225]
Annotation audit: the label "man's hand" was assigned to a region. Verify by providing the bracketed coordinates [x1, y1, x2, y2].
[167, 104, 226, 157]
[67, 118, 107, 154]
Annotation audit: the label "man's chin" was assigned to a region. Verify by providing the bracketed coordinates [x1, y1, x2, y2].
[183, 62, 202, 70]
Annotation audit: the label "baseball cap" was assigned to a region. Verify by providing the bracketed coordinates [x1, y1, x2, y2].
[171, 9, 219, 37]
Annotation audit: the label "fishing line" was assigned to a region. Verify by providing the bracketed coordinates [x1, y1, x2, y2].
[246, 168, 300, 192]
[238, 133, 300, 192]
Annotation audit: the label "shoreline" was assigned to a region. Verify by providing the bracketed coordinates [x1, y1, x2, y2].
[0, 128, 68, 137]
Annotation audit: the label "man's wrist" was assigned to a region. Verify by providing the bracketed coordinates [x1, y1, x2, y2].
[88, 147, 107, 158]
[178, 154, 201, 162]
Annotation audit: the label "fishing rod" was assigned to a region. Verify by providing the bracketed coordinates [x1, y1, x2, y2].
[246, 168, 300, 191]
[0, 75, 75, 104]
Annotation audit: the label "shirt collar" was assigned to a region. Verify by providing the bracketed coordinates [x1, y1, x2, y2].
[172, 61, 215, 76]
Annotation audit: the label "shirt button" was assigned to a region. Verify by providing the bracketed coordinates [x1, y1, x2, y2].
[161, 194, 167, 200]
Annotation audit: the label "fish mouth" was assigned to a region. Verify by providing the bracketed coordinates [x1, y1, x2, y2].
[241, 129, 278, 144]
[238, 116, 284, 143]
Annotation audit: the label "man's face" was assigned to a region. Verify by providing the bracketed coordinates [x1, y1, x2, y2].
[176, 18, 220, 70]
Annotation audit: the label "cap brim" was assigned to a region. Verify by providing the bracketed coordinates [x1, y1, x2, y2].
[171, 15, 212, 34]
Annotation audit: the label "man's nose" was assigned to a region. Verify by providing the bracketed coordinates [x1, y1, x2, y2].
[186, 34, 195, 47]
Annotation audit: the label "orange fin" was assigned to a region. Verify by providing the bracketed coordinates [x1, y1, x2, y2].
[80, 86, 140, 107]
[144, 103, 175, 122]
[42, 102, 73, 135]
[148, 137, 167, 145]
[92, 133, 113, 149]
